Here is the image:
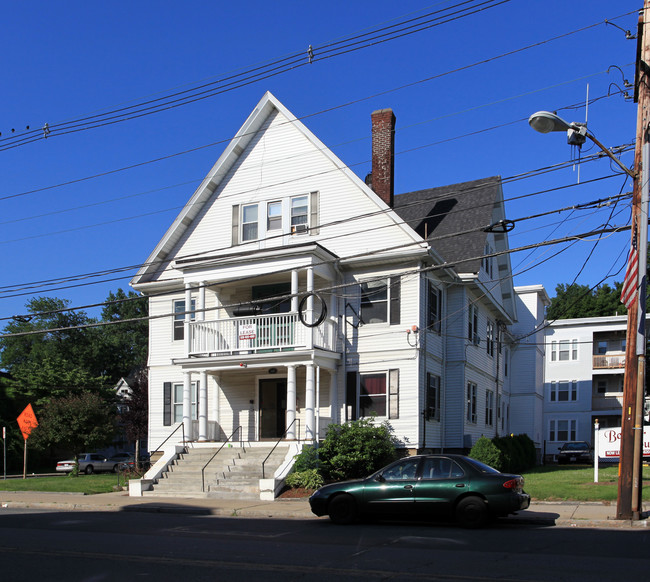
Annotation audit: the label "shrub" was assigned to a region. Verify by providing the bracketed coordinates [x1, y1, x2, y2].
[318, 418, 397, 481]
[285, 469, 324, 490]
[292, 444, 320, 472]
[469, 436, 505, 470]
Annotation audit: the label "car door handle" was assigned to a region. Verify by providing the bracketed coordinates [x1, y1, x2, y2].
[404, 485, 414, 490]
[455, 483, 466, 488]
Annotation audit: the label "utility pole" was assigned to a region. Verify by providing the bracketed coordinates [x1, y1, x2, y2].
[617, 2, 649, 521]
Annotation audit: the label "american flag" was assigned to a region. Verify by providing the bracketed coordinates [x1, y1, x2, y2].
[620, 225, 639, 309]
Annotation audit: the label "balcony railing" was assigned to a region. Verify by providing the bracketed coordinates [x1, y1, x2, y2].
[593, 353, 625, 369]
[188, 312, 337, 357]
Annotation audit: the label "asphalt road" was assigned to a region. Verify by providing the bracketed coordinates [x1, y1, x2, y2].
[0, 507, 649, 581]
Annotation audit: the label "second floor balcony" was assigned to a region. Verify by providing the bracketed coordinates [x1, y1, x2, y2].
[593, 353, 625, 369]
[187, 312, 337, 357]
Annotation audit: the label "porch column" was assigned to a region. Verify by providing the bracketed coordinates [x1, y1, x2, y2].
[182, 371, 192, 441]
[214, 373, 222, 440]
[330, 370, 339, 424]
[305, 363, 315, 440]
[184, 284, 192, 356]
[198, 370, 208, 441]
[286, 365, 297, 440]
[198, 282, 206, 321]
[291, 269, 299, 312]
[306, 267, 314, 349]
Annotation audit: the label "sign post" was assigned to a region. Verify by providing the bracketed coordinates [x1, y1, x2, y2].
[16, 404, 38, 480]
[594, 418, 599, 484]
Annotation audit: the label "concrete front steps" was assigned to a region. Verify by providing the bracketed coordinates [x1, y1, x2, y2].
[142, 444, 291, 500]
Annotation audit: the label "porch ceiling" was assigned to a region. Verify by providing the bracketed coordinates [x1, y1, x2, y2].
[172, 348, 341, 372]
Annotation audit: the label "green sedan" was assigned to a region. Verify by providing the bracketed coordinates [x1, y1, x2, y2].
[308, 454, 530, 528]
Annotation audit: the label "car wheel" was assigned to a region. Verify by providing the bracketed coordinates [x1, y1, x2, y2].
[112, 464, 119, 473]
[328, 494, 358, 525]
[455, 496, 489, 529]
[85, 465, 94, 475]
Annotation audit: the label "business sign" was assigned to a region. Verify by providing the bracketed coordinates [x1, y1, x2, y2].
[596, 426, 650, 460]
[239, 323, 257, 340]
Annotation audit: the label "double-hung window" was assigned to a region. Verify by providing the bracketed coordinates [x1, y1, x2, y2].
[427, 281, 442, 333]
[466, 382, 477, 423]
[173, 299, 196, 341]
[485, 390, 494, 426]
[468, 304, 479, 344]
[360, 277, 400, 325]
[173, 382, 198, 423]
[291, 195, 308, 234]
[426, 373, 440, 421]
[242, 204, 259, 241]
[549, 419, 576, 442]
[551, 339, 578, 361]
[359, 372, 387, 417]
[267, 201, 282, 231]
[550, 380, 578, 402]
[486, 320, 495, 357]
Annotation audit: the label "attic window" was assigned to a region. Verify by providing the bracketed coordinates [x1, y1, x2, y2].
[242, 204, 259, 241]
[291, 196, 308, 234]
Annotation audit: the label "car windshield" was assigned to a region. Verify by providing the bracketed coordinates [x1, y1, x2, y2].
[563, 442, 588, 451]
[464, 457, 501, 474]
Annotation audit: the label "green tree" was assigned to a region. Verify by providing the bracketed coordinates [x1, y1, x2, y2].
[0, 298, 105, 406]
[31, 392, 117, 475]
[98, 289, 149, 383]
[547, 283, 627, 320]
[120, 368, 148, 468]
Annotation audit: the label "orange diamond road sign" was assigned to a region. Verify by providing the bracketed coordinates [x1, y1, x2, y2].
[17, 404, 38, 440]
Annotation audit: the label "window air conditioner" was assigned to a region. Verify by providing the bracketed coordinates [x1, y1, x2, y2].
[292, 224, 309, 234]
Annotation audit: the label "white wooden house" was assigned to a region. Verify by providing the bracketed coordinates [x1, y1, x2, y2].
[131, 92, 518, 460]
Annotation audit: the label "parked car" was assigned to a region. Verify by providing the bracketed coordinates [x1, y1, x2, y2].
[557, 441, 593, 464]
[56, 453, 119, 474]
[110, 453, 151, 471]
[309, 454, 530, 528]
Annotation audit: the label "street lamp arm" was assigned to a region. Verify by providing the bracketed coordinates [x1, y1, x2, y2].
[583, 132, 636, 179]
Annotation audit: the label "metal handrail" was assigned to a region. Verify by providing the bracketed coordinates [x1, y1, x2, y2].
[201, 426, 243, 492]
[150, 423, 186, 459]
[262, 419, 300, 479]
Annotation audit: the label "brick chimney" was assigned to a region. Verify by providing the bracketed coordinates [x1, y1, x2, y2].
[370, 108, 396, 207]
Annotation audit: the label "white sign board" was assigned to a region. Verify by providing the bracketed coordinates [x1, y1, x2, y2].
[238, 323, 257, 340]
[596, 426, 650, 460]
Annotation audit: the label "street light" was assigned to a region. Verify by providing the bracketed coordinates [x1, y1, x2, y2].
[529, 108, 645, 520]
[528, 111, 635, 179]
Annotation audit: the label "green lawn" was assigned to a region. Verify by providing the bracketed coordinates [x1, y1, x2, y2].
[2, 465, 649, 501]
[523, 464, 650, 502]
[0, 473, 132, 494]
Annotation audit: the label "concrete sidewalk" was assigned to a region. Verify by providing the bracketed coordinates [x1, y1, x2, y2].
[1, 490, 648, 528]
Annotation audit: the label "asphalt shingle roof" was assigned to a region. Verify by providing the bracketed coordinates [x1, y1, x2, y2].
[393, 176, 501, 275]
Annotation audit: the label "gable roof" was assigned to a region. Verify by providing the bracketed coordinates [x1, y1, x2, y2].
[131, 92, 425, 287]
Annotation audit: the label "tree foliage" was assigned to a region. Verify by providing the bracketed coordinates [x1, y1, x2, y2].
[31, 392, 118, 461]
[546, 282, 627, 320]
[120, 368, 149, 465]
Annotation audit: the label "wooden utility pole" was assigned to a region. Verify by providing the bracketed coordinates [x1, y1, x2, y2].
[617, 3, 649, 521]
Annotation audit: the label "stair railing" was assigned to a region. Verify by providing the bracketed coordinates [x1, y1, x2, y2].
[262, 419, 300, 479]
[201, 426, 243, 492]
[150, 423, 186, 459]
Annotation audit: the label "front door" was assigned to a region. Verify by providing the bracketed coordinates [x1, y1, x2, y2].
[259, 378, 287, 439]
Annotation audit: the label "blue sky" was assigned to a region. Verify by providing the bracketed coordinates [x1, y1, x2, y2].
[0, 0, 640, 324]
